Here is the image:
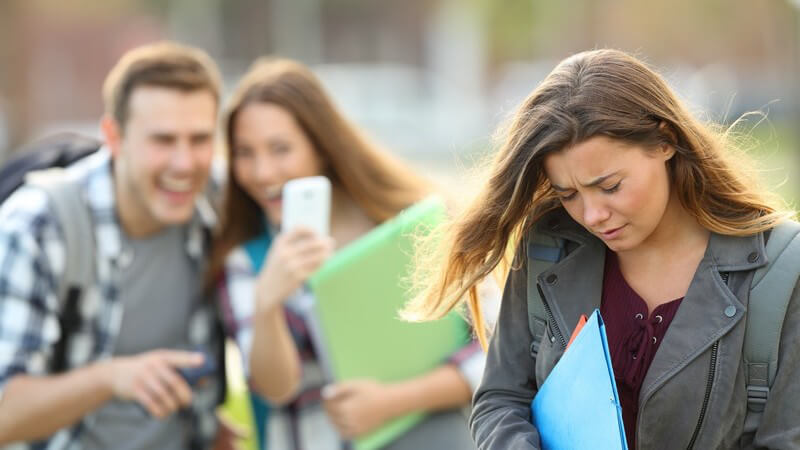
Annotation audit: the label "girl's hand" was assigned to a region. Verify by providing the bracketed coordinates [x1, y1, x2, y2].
[255, 226, 334, 313]
[322, 379, 397, 439]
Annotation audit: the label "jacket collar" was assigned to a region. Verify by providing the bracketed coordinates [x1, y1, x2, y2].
[534, 208, 768, 271]
[533, 209, 606, 343]
[532, 208, 767, 400]
[642, 231, 765, 402]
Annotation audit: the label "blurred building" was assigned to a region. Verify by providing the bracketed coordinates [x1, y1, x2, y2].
[1, 0, 798, 170]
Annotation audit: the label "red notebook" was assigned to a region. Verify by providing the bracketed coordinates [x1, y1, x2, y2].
[566, 314, 588, 350]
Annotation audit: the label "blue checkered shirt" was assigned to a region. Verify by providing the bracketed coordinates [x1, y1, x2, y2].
[0, 150, 223, 449]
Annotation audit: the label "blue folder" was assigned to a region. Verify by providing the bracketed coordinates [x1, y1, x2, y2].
[531, 309, 627, 450]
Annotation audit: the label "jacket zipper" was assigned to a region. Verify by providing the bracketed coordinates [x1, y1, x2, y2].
[686, 272, 727, 449]
[536, 283, 567, 349]
[686, 341, 719, 449]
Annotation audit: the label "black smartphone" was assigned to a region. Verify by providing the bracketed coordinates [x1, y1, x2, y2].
[135, 347, 219, 416]
[178, 347, 217, 387]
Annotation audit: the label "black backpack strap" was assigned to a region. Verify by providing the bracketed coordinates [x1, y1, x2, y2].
[0, 132, 100, 203]
[526, 233, 564, 358]
[27, 170, 95, 372]
[214, 311, 228, 405]
[192, 213, 227, 406]
[52, 288, 83, 373]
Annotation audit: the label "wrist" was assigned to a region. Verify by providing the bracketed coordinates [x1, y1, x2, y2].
[381, 381, 415, 420]
[255, 293, 285, 318]
[254, 278, 290, 315]
[88, 359, 118, 399]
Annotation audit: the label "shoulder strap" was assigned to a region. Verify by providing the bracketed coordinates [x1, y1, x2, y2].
[26, 169, 95, 372]
[744, 220, 800, 422]
[526, 233, 564, 358]
[26, 169, 95, 301]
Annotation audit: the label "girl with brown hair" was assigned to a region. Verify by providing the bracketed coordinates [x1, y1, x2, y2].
[404, 49, 800, 449]
[208, 58, 481, 449]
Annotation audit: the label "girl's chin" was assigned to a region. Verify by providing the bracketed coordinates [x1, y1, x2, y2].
[266, 213, 281, 228]
[605, 238, 643, 253]
[257, 205, 280, 228]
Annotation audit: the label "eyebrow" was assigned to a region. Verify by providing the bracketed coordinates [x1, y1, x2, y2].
[551, 171, 621, 192]
[266, 136, 290, 145]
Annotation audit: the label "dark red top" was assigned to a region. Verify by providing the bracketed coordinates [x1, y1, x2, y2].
[600, 250, 683, 449]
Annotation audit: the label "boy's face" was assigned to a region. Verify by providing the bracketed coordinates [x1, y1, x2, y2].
[105, 86, 217, 236]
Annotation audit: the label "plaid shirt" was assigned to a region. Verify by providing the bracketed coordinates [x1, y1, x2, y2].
[0, 150, 223, 450]
[218, 244, 486, 450]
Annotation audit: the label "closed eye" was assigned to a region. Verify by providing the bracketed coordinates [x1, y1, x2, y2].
[602, 182, 621, 194]
[560, 191, 577, 202]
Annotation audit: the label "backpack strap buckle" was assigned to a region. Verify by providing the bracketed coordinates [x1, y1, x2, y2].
[746, 385, 769, 412]
[529, 318, 546, 358]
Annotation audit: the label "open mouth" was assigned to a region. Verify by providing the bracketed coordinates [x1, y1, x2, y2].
[265, 185, 282, 200]
[159, 176, 193, 193]
[158, 176, 195, 203]
[263, 185, 283, 205]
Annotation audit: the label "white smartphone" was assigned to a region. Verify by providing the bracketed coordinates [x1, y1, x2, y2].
[281, 176, 331, 236]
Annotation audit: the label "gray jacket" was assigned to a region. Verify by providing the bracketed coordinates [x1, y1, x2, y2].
[471, 210, 800, 450]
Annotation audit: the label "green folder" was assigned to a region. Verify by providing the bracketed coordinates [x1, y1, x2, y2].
[308, 196, 471, 450]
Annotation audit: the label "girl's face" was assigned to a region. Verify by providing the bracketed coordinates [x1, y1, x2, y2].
[231, 102, 325, 226]
[543, 136, 675, 252]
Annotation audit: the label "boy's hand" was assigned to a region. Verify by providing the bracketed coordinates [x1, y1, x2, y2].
[108, 349, 204, 418]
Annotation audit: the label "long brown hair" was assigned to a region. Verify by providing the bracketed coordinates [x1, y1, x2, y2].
[207, 58, 430, 284]
[403, 49, 795, 347]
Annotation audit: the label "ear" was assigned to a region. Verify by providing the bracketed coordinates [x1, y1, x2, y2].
[655, 122, 677, 161]
[659, 143, 676, 161]
[658, 120, 678, 142]
[100, 115, 123, 160]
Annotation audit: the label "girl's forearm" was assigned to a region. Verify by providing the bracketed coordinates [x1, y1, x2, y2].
[249, 306, 302, 405]
[383, 364, 472, 419]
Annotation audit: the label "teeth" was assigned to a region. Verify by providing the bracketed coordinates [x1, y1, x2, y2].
[160, 178, 192, 192]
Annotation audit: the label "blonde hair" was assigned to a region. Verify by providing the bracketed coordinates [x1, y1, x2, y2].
[403, 49, 795, 347]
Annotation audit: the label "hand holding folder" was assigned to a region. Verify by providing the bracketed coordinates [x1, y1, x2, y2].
[308, 197, 470, 449]
[531, 309, 627, 450]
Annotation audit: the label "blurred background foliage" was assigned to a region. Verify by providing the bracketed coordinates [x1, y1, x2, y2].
[0, 0, 797, 197]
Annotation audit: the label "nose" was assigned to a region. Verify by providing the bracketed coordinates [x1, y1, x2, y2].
[583, 196, 611, 228]
[170, 142, 194, 173]
[253, 154, 278, 185]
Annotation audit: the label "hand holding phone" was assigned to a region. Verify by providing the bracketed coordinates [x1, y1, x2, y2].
[119, 348, 217, 417]
[177, 346, 217, 387]
[281, 176, 331, 236]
